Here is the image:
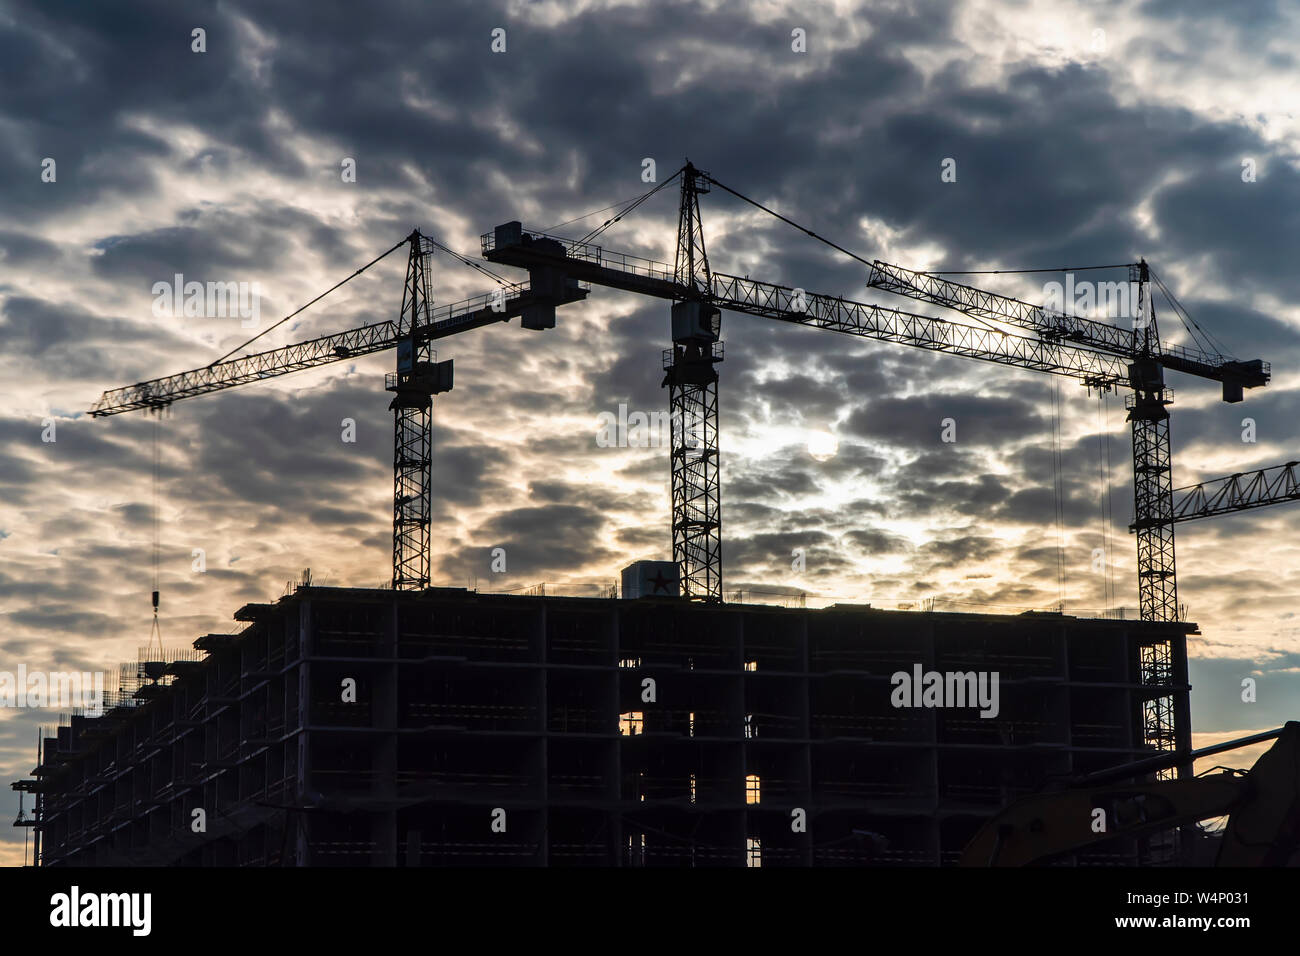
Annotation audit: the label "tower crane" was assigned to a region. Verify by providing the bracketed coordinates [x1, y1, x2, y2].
[481, 161, 1287, 783]
[90, 230, 588, 589]
[860, 255, 1273, 776]
[89, 164, 1296, 789]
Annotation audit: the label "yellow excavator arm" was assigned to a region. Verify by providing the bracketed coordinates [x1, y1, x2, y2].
[960, 721, 1300, 866]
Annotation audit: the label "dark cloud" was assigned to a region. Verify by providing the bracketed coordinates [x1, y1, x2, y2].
[436, 502, 620, 580]
[5, 608, 118, 637]
[843, 527, 914, 554]
[844, 392, 1046, 450]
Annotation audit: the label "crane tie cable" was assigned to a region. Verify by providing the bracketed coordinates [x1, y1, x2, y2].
[703, 173, 1009, 336]
[209, 235, 411, 366]
[578, 171, 681, 245]
[543, 192, 666, 232]
[1149, 267, 1232, 359]
[424, 236, 515, 287]
[703, 173, 876, 269]
[925, 264, 1135, 275]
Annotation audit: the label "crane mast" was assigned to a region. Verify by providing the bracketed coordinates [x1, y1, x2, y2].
[665, 163, 724, 602]
[1123, 261, 1183, 793]
[387, 232, 451, 591]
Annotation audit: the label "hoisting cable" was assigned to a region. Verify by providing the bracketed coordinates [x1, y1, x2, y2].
[209, 235, 411, 366]
[149, 411, 164, 660]
[1050, 377, 1067, 610]
[1095, 390, 1114, 613]
[1104, 391, 1117, 610]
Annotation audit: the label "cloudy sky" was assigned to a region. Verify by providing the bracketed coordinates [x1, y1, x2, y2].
[2, 0, 1299, 864]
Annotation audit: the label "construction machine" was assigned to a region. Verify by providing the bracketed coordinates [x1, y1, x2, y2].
[960, 722, 1300, 866]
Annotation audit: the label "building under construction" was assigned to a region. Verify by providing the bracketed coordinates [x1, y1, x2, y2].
[68, 164, 1299, 867]
[15, 580, 1193, 867]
